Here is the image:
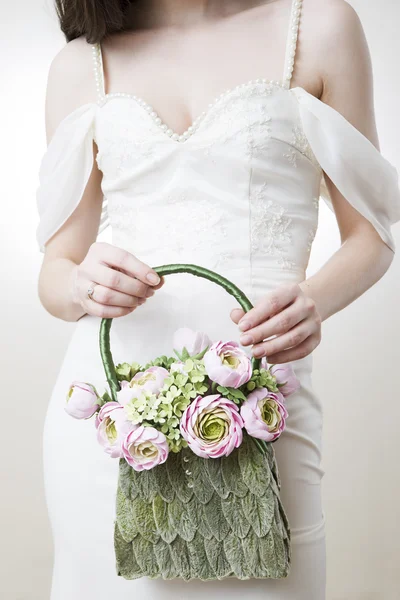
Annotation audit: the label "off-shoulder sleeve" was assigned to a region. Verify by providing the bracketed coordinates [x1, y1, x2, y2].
[36, 102, 109, 253]
[291, 87, 400, 252]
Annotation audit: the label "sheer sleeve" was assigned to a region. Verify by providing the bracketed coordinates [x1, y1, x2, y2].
[35, 102, 109, 253]
[291, 87, 400, 252]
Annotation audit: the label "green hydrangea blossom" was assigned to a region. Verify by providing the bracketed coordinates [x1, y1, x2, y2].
[244, 368, 279, 393]
[115, 361, 142, 382]
[143, 355, 177, 370]
[116, 356, 278, 454]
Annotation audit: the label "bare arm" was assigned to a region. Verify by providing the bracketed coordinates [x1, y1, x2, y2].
[298, 0, 394, 322]
[38, 38, 162, 322]
[232, 0, 394, 363]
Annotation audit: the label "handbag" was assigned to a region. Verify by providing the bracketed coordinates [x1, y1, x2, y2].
[96, 264, 291, 581]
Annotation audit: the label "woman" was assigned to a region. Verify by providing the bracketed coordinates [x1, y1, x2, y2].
[36, 0, 400, 598]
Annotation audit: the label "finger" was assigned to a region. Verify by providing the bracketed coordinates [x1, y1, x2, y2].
[260, 335, 320, 364]
[251, 320, 313, 358]
[239, 299, 307, 346]
[90, 264, 152, 298]
[151, 275, 165, 291]
[97, 244, 161, 286]
[84, 299, 141, 319]
[89, 284, 143, 308]
[230, 307, 245, 324]
[238, 284, 299, 332]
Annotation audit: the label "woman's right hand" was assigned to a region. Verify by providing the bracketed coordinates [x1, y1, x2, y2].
[70, 242, 164, 319]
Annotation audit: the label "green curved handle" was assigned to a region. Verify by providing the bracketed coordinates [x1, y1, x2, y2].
[99, 263, 260, 403]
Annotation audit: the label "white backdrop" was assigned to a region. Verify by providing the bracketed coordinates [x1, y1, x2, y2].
[0, 1, 399, 598]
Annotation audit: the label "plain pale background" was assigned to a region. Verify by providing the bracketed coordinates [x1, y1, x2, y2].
[1, 1, 399, 598]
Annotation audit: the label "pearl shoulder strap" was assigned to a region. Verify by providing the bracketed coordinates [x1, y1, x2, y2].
[91, 42, 106, 103]
[282, 0, 303, 88]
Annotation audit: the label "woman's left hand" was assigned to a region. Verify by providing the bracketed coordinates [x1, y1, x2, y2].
[230, 282, 322, 364]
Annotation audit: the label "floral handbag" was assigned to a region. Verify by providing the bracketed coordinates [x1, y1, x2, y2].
[66, 264, 298, 581]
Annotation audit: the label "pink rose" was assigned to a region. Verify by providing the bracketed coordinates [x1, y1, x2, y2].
[65, 382, 99, 419]
[173, 327, 212, 357]
[203, 341, 252, 388]
[95, 402, 136, 458]
[180, 394, 244, 458]
[269, 363, 301, 397]
[122, 425, 169, 471]
[117, 366, 169, 405]
[241, 388, 288, 442]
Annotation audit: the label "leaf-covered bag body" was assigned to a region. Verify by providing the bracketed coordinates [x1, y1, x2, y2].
[97, 264, 292, 581]
[115, 432, 291, 580]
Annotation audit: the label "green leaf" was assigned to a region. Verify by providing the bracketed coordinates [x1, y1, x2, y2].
[173, 348, 183, 361]
[241, 486, 275, 537]
[168, 495, 197, 542]
[152, 462, 175, 503]
[118, 459, 139, 501]
[203, 536, 232, 580]
[169, 535, 192, 581]
[221, 450, 248, 498]
[240, 528, 260, 575]
[116, 485, 139, 542]
[238, 434, 271, 497]
[189, 454, 214, 504]
[257, 527, 279, 578]
[221, 492, 251, 539]
[181, 347, 190, 361]
[134, 468, 159, 502]
[186, 530, 215, 580]
[191, 345, 209, 360]
[204, 456, 230, 499]
[131, 534, 159, 577]
[203, 492, 230, 542]
[131, 496, 159, 544]
[225, 387, 247, 402]
[152, 537, 178, 579]
[114, 522, 142, 580]
[166, 449, 194, 503]
[223, 530, 249, 579]
[185, 495, 214, 540]
[152, 495, 177, 544]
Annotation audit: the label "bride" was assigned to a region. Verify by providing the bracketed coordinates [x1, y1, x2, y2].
[36, 0, 400, 598]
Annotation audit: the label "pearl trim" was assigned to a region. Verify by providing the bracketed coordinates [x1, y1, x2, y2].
[91, 41, 284, 143]
[282, 0, 303, 88]
[99, 80, 284, 143]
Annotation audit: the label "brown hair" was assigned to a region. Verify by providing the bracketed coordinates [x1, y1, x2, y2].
[54, 0, 133, 44]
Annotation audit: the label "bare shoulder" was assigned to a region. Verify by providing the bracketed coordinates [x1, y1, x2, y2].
[302, 0, 371, 90]
[299, 0, 377, 141]
[44, 36, 97, 144]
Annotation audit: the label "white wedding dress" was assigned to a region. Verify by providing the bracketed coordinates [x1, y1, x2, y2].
[36, 0, 400, 598]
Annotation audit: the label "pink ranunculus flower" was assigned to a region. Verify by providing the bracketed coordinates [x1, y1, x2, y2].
[95, 402, 136, 458]
[173, 327, 212, 357]
[203, 341, 252, 388]
[122, 425, 169, 471]
[269, 363, 301, 397]
[65, 382, 99, 419]
[241, 388, 288, 442]
[116, 366, 169, 405]
[180, 394, 244, 458]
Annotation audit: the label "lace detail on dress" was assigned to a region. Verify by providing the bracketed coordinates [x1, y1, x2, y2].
[249, 181, 296, 271]
[284, 125, 319, 168]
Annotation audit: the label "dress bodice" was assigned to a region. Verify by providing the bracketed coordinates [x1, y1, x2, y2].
[35, 0, 400, 296]
[94, 81, 321, 280]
